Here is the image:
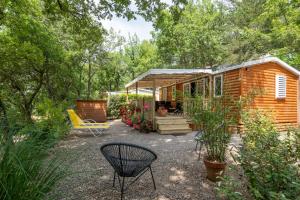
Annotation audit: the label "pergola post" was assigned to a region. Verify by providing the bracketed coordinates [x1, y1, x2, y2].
[135, 82, 138, 106]
[152, 79, 156, 131]
[126, 87, 129, 103]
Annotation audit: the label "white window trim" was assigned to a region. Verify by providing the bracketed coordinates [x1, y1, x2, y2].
[172, 85, 176, 101]
[275, 75, 286, 99]
[183, 83, 191, 98]
[214, 74, 223, 97]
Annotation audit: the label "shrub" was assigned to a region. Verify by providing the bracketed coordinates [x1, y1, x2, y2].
[107, 94, 152, 119]
[107, 94, 127, 119]
[35, 98, 70, 139]
[240, 109, 300, 199]
[0, 132, 66, 200]
[191, 96, 233, 162]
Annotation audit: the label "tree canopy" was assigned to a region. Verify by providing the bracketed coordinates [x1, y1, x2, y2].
[0, 0, 299, 125]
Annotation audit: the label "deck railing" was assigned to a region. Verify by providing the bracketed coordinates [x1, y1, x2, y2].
[183, 98, 209, 119]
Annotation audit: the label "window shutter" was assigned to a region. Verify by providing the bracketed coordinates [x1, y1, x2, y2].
[276, 75, 286, 99]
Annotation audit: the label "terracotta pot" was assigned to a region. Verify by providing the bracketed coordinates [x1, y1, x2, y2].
[122, 115, 127, 123]
[157, 109, 168, 117]
[203, 158, 226, 182]
[133, 124, 140, 130]
[127, 119, 133, 126]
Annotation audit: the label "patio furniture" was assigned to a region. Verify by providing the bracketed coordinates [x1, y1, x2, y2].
[174, 102, 183, 115]
[100, 142, 157, 200]
[194, 130, 204, 159]
[67, 109, 110, 136]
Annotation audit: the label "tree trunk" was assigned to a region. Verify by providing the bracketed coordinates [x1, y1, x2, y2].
[87, 56, 92, 99]
[0, 98, 10, 143]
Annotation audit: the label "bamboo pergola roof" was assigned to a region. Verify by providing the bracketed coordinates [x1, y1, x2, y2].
[125, 69, 212, 89]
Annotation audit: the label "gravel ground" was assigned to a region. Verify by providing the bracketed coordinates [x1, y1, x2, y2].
[49, 120, 239, 200]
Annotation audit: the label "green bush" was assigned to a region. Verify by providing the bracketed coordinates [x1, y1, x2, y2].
[0, 131, 66, 200]
[240, 110, 300, 200]
[35, 98, 70, 139]
[107, 94, 152, 119]
[216, 169, 243, 200]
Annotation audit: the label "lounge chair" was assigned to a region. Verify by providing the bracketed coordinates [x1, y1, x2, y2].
[67, 109, 110, 136]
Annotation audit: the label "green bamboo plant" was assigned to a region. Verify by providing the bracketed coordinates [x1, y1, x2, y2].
[191, 95, 234, 162]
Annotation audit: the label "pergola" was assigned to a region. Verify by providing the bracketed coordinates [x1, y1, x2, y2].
[125, 69, 212, 129]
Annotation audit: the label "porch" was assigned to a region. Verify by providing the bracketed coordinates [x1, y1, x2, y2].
[125, 69, 212, 134]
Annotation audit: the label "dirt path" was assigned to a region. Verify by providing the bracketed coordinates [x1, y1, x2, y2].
[50, 120, 219, 200]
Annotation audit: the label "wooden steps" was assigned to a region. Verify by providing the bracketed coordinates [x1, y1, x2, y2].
[155, 116, 192, 135]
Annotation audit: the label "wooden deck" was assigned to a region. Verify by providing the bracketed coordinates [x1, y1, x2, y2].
[155, 115, 192, 135]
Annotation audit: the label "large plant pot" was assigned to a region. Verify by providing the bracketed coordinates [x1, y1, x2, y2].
[204, 158, 226, 182]
[133, 124, 140, 130]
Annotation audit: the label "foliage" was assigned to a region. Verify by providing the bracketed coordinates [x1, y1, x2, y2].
[35, 98, 70, 138]
[153, 0, 300, 68]
[240, 109, 300, 199]
[154, 0, 231, 67]
[107, 94, 152, 118]
[125, 35, 163, 79]
[191, 96, 233, 162]
[140, 120, 153, 133]
[0, 129, 66, 200]
[216, 168, 243, 200]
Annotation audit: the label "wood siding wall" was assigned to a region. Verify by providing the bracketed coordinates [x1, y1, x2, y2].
[157, 63, 299, 131]
[222, 69, 241, 121]
[76, 100, 107, 122]
[241, 62, 298, 129]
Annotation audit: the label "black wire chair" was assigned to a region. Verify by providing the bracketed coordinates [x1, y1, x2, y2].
[100, 142, 157, 200]
[194, 130, 204, 159]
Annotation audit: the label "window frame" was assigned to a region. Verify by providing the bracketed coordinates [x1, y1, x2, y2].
[183, 83, 191, 98]
[275, 74, 287, 99]
[196, 81, 202, 96]
[214, 74, 223, 97]
[171, 85, 176, 101]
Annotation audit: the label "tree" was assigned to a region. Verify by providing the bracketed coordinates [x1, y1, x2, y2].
[154, 0, 230, 67]
[125, 35, 162, 79]
[0, 0, 65, 122]
[228, 0, 300, 66]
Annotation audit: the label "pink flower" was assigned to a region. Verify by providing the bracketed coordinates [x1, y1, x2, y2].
[144, 103, 150, 111]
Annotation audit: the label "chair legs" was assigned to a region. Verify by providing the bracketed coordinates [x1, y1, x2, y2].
[149, 166, 156, 190]
[113, 171, 116, 187]
[121, 177, 125, 200]
[195, 141, 199, 151]
[111, 167, 156, 200]
[198, 143, 203, 160]
[195, 141, 203, 160]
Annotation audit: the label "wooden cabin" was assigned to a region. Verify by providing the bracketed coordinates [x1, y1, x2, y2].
[125, 57, 300, 133]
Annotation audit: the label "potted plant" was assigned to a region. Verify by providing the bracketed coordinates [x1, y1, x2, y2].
[140, 120, 152, 133]
[157, 106, 168, 117]
[192, 96, 232, 181]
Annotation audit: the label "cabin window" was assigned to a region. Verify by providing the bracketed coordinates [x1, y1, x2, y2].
[214, 75, 223, 97]
[276, 75, 286, 99]
[172, 86, 176, 100]
[183, 83, 191, 98]
[191, 82, 196, 97]
[162, 88, 168, 101]
[196, 81, 202, 96]
[203, 77, 210, 98]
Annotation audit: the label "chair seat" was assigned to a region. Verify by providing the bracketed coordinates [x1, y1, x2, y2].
[100, 142, 157, 200]
[101, 142, 157, 177]
[114, 160, 153, 177]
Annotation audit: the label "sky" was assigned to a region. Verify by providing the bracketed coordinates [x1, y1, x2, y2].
[101, 15, 154, 41]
